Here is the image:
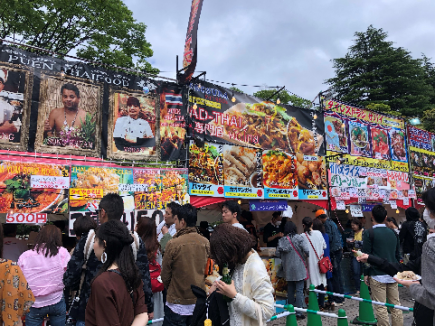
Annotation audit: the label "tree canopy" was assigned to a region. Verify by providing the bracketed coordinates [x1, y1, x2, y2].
[326, 25, 433, 117]
[253, 89, 312, 108]
[0, 0, 158, 73]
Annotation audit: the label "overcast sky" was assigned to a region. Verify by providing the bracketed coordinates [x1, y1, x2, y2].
[126, 0, 435, 101]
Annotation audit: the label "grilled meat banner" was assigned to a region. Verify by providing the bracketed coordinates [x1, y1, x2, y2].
[0, 160, 69, 214]
[0, 45, 161, 159]
[188, 81, 325, 155]
[160, 83, 187, 161]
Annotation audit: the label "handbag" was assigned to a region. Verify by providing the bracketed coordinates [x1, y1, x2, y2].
[149, 259, 164, 293]
[287, 235, 309, 281]
[304, 232, 333, 274]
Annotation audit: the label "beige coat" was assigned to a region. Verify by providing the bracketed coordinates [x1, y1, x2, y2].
[231, 251, 275, 326]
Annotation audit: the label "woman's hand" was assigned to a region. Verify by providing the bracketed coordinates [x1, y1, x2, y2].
[216, 280, 237, 299]
[208, 282, 217, 296]
[393, 277, 420, 288]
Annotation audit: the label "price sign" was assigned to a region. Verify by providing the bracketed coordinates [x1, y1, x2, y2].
[357, 188, 366, 198]
[348, 187, 358, 198]
[6, 213, 47, 224]
[390, 200, 397, 209]
[30, 176, 70, 189]
[118, 184, 149, 192]
[403, 198, 409, 206]
[304, 155, 318, 161]
[358, 197, 367, 204]
[336, 200, 346, 210]
[350, 205, 363, 217]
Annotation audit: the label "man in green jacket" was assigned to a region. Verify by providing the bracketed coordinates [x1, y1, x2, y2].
[362, 205, 403, 326]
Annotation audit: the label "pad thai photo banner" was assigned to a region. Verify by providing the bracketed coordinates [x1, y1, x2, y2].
[188, 81, 325, 155]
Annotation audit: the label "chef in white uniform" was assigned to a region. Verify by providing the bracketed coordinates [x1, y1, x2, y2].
[0, 70, 17, 133]
[113, 96, 153, 142]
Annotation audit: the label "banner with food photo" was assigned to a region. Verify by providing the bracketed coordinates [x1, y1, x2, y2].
[324, 112, 349, 153]
[107, 89, 158, 160]
[223, 145, 263, 199]
[188, 82, 325, 155]
[35, 74, 102, 157]
[370, 127, 390, 161]
[160, 84, 187, 161]
[188, 140, 224, 197]
[133, 168, 164, 210]
[0, 63, 33, 152]
[262, 150, 298, 199]
[0, 160, 69, 214]
[348, 120, 371, 157]
[160, 169, 189, 205]
[297, 154, 328, 199]
[389, 128, 408, 163]
[69, 165, 134, 212]
[414, 176, 435, 204]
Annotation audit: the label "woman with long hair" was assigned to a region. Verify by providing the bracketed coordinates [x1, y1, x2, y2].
[302, 217, 327, 306]
[276, 221, 309, 319]
[210, 223, 274, 326]
[135, 216, 164, 324]
[18, 225, 70, 326]
[86, 220, 148, 326]
[0, 223, 35, 326]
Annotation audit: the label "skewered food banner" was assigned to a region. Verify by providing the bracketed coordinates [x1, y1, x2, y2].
[188, 82, 327, 200]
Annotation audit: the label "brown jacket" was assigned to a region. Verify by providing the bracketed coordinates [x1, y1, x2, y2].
[162, 227, 210, 305]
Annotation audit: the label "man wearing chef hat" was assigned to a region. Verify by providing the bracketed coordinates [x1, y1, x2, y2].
[0, 69, 18, 134]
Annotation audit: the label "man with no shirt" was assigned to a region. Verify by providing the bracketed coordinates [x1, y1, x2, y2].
[44, 83, 87, 137]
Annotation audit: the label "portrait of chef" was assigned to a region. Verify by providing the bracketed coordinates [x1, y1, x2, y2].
[0, 69, 19, 134]
[113, 96, 155, 151]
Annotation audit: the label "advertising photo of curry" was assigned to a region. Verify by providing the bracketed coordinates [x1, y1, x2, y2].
[0, 162, 69, 213]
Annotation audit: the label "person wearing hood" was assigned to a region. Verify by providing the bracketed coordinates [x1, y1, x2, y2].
[275, 221, 310, 319]
[262, 212, 283, 247]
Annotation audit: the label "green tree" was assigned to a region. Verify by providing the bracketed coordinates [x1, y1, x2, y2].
[366, 103, 402, 117]
[229, 86, 243, 93]
[326, 25, 433, 116]
[253, 89, 312, 108]
[0, 0, 158, 73]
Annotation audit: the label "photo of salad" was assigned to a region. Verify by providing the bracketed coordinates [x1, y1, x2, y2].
[389, 129, 407, 162]
[349, 121, 371, 156]
[371, 128, 390, 160]
[188, 141, 223, 185]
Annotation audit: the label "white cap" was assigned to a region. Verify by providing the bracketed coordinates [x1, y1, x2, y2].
[0, 70, 7, 83]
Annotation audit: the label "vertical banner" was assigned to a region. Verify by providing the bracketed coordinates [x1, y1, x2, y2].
[178, 0, 204, 84]
[160, 84, 187, 160]
[35, 74, 102, 156]
[161, 169, 189, 205]
[133, 169, 163, 210]
[223, 145, 263, 199]
[107, 89, 158, 160]
[0, 63, 33, 152]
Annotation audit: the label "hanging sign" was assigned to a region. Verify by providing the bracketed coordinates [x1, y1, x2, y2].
[249, 200, 288, 211]
[350, 205, 363, 217]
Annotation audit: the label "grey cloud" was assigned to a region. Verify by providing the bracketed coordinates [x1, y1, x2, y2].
[127, 0, 435, 100]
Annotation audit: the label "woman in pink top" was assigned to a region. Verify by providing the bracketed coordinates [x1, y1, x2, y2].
[18, 225, 70, 326]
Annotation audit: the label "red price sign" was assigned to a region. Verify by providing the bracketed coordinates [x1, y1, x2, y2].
[6, 213, 47, 224]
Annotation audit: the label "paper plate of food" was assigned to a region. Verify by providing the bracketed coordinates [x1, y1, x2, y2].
[394, 271, 421, 282]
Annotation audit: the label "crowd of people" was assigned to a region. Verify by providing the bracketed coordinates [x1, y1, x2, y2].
[1, 190, 435, 326]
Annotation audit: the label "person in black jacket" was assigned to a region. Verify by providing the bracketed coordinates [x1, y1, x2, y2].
[399, 208, 420, 263]
[63, 194, 154, 326]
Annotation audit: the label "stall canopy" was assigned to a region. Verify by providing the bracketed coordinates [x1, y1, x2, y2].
[190, 195, 227, 208]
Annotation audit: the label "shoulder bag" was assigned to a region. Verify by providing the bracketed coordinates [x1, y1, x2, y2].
[287, 235, 309, 281]
[304, 232, 333, 274]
